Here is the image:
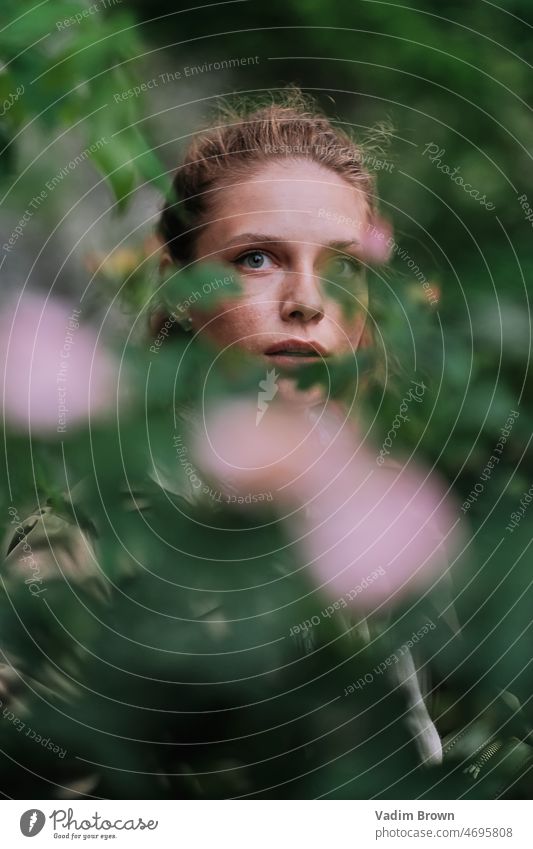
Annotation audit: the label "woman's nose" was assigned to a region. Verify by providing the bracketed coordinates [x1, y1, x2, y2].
[279, 268, 325, 323]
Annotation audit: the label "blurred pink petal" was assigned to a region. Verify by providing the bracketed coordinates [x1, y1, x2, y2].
[303, 459, 458, 610]
[1, 292, 119, 434]
[359, 215, 393, 265]
[193, 400, 319, 498]
[195, 399, 459, 609]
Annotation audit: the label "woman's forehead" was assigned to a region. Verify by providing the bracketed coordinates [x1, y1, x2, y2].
[220, 157, 365, 209]
[201, 159, 368, 249]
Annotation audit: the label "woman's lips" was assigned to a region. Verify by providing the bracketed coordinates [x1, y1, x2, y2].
[264, 339, 329, 368]
[264, 353, 320, 366]
[263, 339, 329, 366]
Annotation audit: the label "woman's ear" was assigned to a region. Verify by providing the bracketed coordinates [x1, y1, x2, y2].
[146, 243, 175, 337]
[159, 248, 173, 275]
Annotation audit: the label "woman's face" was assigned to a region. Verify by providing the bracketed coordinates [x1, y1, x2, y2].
[190, 158, 370, 404]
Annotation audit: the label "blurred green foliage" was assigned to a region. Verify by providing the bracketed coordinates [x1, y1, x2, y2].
[0, 0, 168, 206]
[0, 0, 532, 800]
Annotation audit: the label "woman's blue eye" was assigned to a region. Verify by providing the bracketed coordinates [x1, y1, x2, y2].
[235, 250, 273, 270]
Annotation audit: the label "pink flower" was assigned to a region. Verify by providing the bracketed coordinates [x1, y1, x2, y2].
[195, 399, 460, 609]
[193, 399, 353, 501]
[302, 457, 458, 610]
[359, 215, 393, 265]
[1, 292, 120, 435]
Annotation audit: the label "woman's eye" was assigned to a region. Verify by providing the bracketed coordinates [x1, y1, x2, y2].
[326, 256, 362, 279]
[234, 250, 275, 271]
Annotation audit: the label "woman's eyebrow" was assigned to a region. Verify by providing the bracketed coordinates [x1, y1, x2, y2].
[221, 233, 360, 250]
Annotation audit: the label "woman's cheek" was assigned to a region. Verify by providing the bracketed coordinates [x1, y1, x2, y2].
[190, 299, 264, 347]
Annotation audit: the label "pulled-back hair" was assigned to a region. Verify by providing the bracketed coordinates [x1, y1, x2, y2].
[157, 88, 380, 264]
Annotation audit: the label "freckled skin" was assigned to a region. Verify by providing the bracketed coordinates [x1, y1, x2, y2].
[190, 158, 370, 405]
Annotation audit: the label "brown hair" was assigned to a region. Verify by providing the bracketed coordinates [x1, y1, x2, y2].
[156, 88, 379, 265]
